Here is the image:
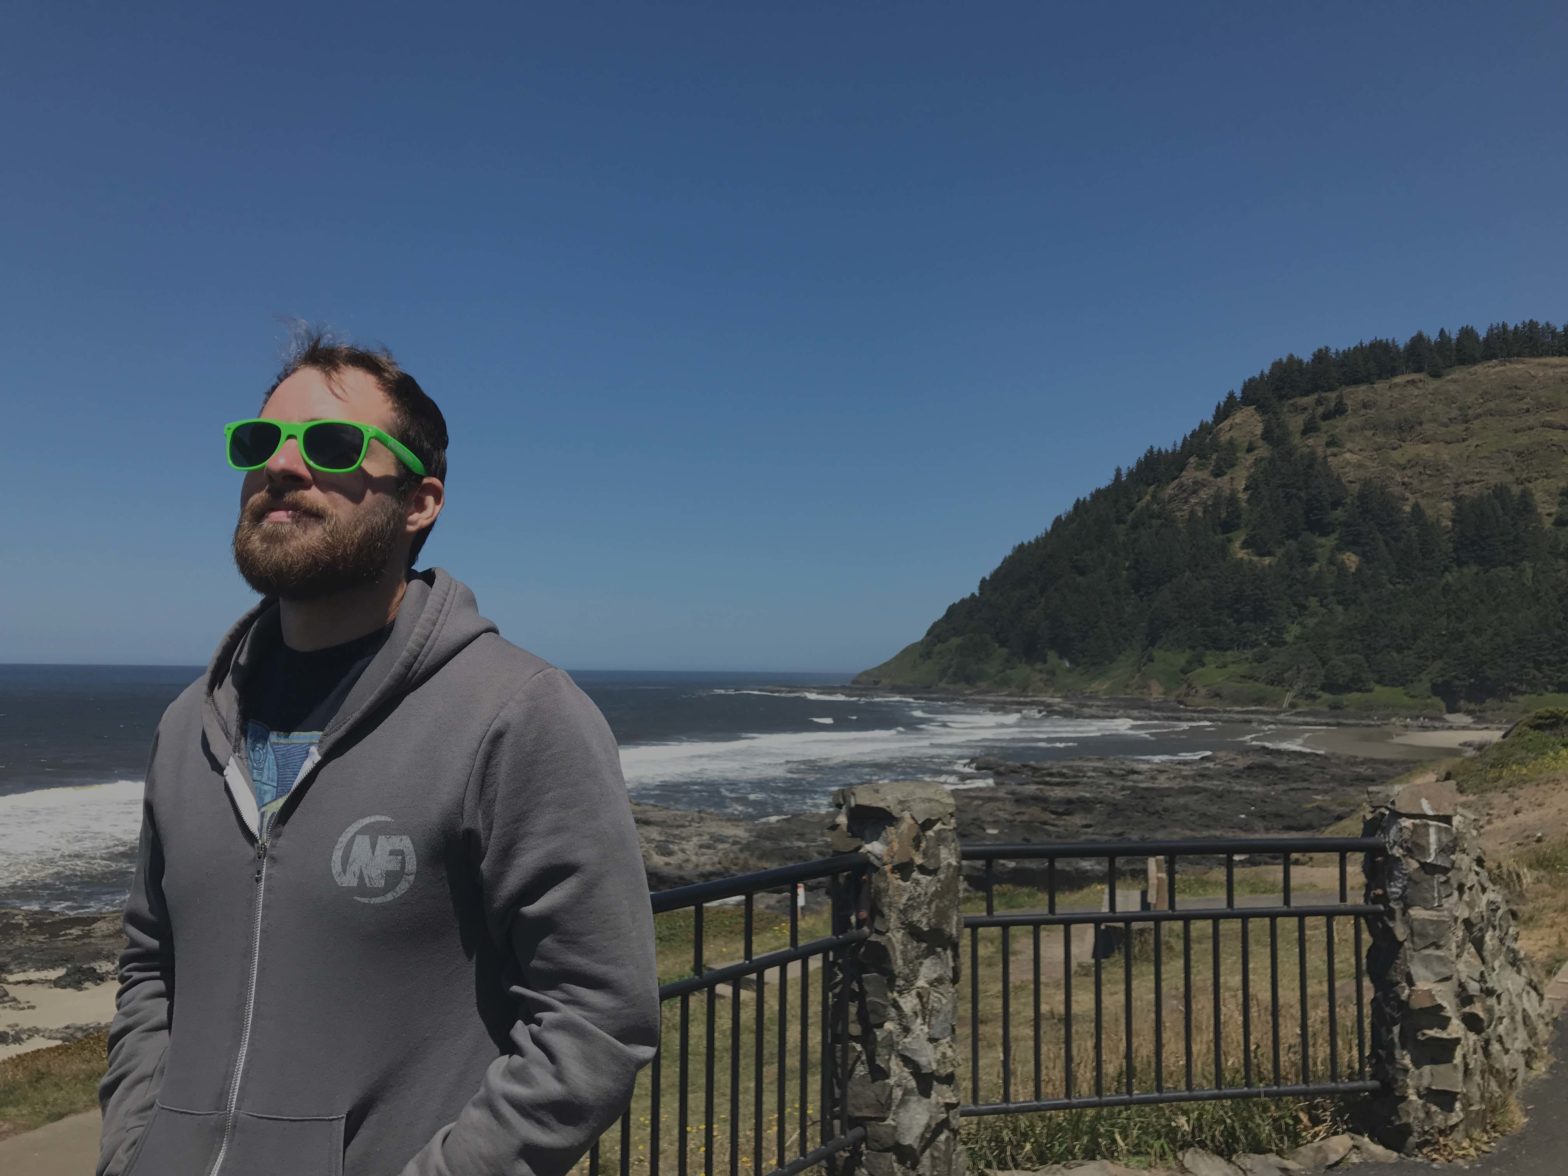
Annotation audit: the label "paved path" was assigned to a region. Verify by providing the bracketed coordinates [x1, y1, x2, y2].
[1368, 1019, 1568, 1176]
[0, 1109, 98, 1175]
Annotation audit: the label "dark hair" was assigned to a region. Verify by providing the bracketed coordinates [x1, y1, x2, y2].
[266, 328, 448, 569]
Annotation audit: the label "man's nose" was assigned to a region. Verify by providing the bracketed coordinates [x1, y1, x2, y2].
[265, 437, 313, 483]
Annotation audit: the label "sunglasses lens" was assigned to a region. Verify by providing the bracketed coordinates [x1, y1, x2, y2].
[229, 421, 283, 468]
[302, 423, 366, 471]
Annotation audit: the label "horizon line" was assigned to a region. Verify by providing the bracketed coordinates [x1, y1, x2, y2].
[0, 660, 864, 677]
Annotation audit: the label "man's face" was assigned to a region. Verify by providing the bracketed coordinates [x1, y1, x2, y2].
[232, 366, 412, 601]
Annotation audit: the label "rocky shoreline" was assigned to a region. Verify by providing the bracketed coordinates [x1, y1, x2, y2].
[1, 743, 1404, 1054]
[760, 681, 1492, 729]
[634, 744, 1398, 891]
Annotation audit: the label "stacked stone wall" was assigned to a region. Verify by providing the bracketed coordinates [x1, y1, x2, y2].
[829, 781, 966, 1176]
[1363, 777, 1552, 1151]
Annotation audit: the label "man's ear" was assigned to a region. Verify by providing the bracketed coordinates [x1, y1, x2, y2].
[405, 477, 445, 536]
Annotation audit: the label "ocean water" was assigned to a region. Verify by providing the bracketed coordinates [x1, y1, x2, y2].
[0, 665, 1297, 913]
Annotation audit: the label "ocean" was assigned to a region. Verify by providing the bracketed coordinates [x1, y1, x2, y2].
[0, 665, 1306, 914]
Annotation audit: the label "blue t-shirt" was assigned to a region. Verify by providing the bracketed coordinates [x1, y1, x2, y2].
[245, 721, 324, 837]
[241, 624, 392, 837]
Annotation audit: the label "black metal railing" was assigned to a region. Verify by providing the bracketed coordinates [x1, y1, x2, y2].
[584, 855, 872, 1176]
[957, 837, 1386, 1117]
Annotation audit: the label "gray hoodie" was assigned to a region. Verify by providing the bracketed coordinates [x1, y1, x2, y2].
[98, 569, 660, 1176]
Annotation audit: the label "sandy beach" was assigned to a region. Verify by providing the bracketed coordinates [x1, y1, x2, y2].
[0, 975, 118, 1062]
[1297, 723, 1506, 760]
[0, 911, 121, 1063]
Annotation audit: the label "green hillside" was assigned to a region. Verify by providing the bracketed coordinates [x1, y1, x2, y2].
[857, 323, 1568, 714]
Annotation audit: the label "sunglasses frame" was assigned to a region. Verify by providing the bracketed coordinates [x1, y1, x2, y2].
[224, 418, 427, 477]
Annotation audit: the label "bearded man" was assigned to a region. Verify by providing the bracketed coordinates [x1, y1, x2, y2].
[97, 334, 660, 1176]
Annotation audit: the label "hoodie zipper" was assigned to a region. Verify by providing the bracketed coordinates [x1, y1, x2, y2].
[206, 837, 269, 1176]
[206, 742, 325, 1176]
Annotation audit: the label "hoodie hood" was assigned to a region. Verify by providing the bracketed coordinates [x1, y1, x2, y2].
[199, 568, 499, 777]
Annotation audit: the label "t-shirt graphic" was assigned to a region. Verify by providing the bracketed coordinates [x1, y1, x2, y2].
[246, 720, 323, 837]
[238, 621, 393, 839]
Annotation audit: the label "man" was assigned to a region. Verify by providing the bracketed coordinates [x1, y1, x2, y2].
[98, 334, 660, 1176]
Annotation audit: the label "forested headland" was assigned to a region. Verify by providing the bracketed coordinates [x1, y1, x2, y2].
[857, 322, 1568, 714]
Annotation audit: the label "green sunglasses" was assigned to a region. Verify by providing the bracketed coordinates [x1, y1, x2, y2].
[225, 418, 427, 476]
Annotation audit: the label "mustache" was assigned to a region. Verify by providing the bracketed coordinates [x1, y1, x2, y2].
[242, 492, 324, 524]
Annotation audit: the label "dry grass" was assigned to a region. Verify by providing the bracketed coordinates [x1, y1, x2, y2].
[1498, 836, 1568, 974]
[576, 897, 844, 1176]
[0, 1031, 106, 1140]
[577, 865, 1372, 1175]
[1447, 713, 1568, 972]
[955, 874, 1367, 1168]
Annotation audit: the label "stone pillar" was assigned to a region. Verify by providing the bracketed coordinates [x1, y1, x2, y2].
[828, 781, 965, 1176]
[1364, 776, 1552, 1152]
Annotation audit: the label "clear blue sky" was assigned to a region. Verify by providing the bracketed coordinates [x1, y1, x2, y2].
[3, 2, 1565, 671]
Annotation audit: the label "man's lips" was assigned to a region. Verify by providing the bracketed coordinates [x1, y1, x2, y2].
[250, 501, 321, 524]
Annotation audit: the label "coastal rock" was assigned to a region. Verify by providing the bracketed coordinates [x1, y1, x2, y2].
[1285, 1134, 1353, 1169]
[1346, 1134, 1400, 1163]
[52, 962, 109, 990]
[0, 909, 123, 977]
[630, 745, 1394, 893]
[1233, 1156, 1303, 1175]
[41, 1021, 110, 1042]
[987, 1164, 1153, 1176]
[1178, 1149, 1241, 1176]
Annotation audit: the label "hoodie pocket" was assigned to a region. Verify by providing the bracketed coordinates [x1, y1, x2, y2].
[122, 1103, 224, 1176]
[222, 1110, 346, 1176]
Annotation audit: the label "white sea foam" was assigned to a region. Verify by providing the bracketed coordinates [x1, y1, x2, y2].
[0, 779, 144, 907]
[619, 711, 1183, 789]
[704, 689, 919, 704]
[1135, 751, 1214, 763]
[1247, 740, 1327, 756]
[810, 717, 835, 725]
[1237, 728, 1329, 756]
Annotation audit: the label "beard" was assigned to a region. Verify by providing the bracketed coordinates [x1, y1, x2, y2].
[232, 490, 406, 601]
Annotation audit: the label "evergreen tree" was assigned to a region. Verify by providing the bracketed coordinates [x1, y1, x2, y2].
[1404, 331, 1436, 375]
[1307, 347, 1339, 394]
[1210, 438, 1241, 478]
[1455, 324, 1483, 365]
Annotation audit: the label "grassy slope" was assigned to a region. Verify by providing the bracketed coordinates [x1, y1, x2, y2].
[1167, 358, 1568, 527]
[861, 357, 1568, 716]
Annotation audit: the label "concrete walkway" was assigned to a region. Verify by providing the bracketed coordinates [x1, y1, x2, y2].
[0, 1109, 98, 1175]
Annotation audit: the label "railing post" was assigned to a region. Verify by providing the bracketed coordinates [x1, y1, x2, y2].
[829, 781, 966, 1176]
[1363, 777, 1552, 1152]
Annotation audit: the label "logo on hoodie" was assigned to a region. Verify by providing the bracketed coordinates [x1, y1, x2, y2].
[331, 815, 417, 904]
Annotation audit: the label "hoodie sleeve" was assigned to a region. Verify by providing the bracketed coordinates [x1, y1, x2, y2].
[98, 758, 174, 1176]
[397, 667, 660, 1176]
